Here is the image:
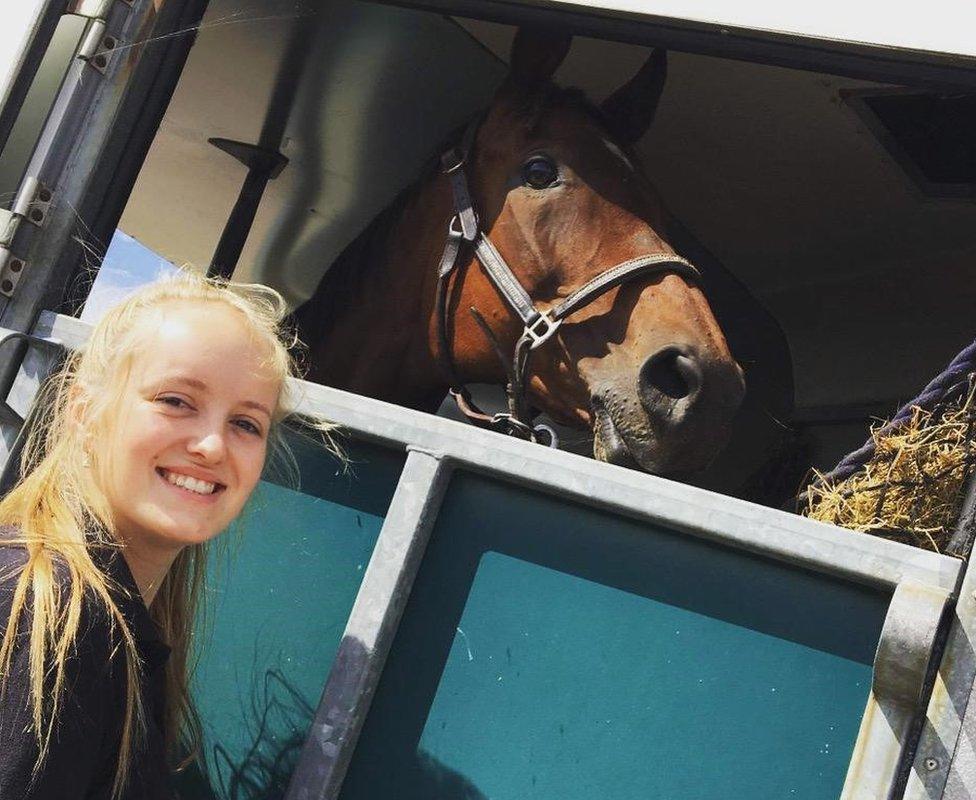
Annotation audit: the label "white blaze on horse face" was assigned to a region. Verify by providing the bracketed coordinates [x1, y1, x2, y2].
[601, 138, 636, 174]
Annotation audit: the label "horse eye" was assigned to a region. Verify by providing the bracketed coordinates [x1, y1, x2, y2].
[521, 156, 559, 189]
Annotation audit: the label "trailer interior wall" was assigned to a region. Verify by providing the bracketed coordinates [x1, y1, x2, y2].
[108, 0, 976, 490]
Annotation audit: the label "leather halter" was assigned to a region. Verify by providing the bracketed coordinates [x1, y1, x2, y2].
[434, 124, 703, 446]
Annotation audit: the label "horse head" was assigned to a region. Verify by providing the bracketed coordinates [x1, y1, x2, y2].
[299, 28, 746, 475]
[440, 29, 745, 474]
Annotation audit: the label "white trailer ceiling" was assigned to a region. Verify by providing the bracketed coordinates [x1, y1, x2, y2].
[118, 1, 976, 413]
[119, 0, 504, 307]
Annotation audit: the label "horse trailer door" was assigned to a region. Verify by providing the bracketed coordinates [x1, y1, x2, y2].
[22, 309, 964, 800]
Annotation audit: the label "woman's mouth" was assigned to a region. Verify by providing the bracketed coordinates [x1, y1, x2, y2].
[156, 467, 225, 496]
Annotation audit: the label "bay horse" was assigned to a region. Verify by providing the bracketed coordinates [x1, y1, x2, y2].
[296, 29, 746, 476]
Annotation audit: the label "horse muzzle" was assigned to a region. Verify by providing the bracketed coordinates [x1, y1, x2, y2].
[591, 344, 745, 474]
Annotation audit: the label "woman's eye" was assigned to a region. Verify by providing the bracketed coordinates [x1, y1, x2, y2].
[233, 418, 262, 436]
[157, 395, 189, 409]
[521, 156, 559, 189]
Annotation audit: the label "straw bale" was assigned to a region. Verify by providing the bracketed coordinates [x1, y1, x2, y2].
[803, 380, 976, 552]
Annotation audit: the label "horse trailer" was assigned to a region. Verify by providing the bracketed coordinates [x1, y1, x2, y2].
[1, 0, 976, 797]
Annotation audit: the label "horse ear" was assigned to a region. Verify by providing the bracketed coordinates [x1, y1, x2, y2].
[508, 27, 572, 87]
[600, 49, 668, 145]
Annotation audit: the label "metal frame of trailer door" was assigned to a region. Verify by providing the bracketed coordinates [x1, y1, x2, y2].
[31, 311, 965, 800]
[375, 0, 976, 88]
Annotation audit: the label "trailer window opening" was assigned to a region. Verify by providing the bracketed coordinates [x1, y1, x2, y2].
[78, 229, 179, 323]
[844, 89, 976, 199]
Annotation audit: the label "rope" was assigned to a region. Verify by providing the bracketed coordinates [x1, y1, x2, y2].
[813, 339, 976, 488]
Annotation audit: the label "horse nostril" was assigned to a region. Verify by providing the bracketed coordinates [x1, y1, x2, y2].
[639, 346, 701, 402]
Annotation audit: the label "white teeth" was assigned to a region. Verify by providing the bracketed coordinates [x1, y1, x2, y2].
[162, 469, 216, 495]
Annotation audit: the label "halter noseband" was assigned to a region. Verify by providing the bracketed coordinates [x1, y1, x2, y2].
[434, 124, 703, 446]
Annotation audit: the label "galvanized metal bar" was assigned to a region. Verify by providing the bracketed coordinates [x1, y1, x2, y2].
[946, 472, 976, 559]
[842, 581, 951, 799]
[288, 378, 961, 594]
[284, 447, 453, 800]
[905, 560, 976, 798]
[35, 311, 962, 594]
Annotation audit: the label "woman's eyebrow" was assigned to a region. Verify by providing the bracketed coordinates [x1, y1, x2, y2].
[240, 400, 272, 419]
[146, 375, 207, 393]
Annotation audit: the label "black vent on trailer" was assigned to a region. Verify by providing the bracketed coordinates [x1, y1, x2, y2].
[847, 91, 976, 199]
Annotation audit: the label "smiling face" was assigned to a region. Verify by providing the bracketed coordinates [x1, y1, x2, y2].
[94, 301, 280, 561]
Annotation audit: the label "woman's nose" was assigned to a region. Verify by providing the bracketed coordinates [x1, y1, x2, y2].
[188, 431, 226, 463]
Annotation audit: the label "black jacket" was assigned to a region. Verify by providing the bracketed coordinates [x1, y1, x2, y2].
[0, 534, 174, 799]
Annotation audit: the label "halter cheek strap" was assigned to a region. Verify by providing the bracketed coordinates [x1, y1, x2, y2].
[434, 128, 703, 445]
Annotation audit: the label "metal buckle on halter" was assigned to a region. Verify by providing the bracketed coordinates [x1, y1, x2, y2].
[490, 413, 535, 439]
[524, 310, 562, 349]
[532, 422, 559, 449]
[489, 413, 560, 448]
[448, 215, 464, 237]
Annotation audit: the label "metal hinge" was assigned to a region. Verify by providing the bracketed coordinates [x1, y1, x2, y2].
[69, 0, 119, 20]
[73, 0, 131, 73]
[0, 176, 53, 297]
[0, 253, 28, 299]
[10, 176, 53, 229]
[77, 19, 122, 74]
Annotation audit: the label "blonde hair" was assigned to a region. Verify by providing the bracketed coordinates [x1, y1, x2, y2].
[0, 269, 335, 798]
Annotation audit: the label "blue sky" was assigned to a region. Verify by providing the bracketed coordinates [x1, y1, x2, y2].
[81, 229, 179, 323]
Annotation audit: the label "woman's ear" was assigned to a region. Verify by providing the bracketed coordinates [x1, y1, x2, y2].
[65, 384, 96, 469]
[66, 382, 95, 439]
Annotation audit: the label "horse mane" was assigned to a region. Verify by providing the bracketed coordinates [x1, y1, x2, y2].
[294, 84, 617, 344]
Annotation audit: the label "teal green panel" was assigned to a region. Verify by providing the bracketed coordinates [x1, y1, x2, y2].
[186, 437, 404, 798]
[341, 472, 888, 800]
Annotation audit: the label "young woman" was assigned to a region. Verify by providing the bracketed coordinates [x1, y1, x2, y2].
[0, 271, 330, 798]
